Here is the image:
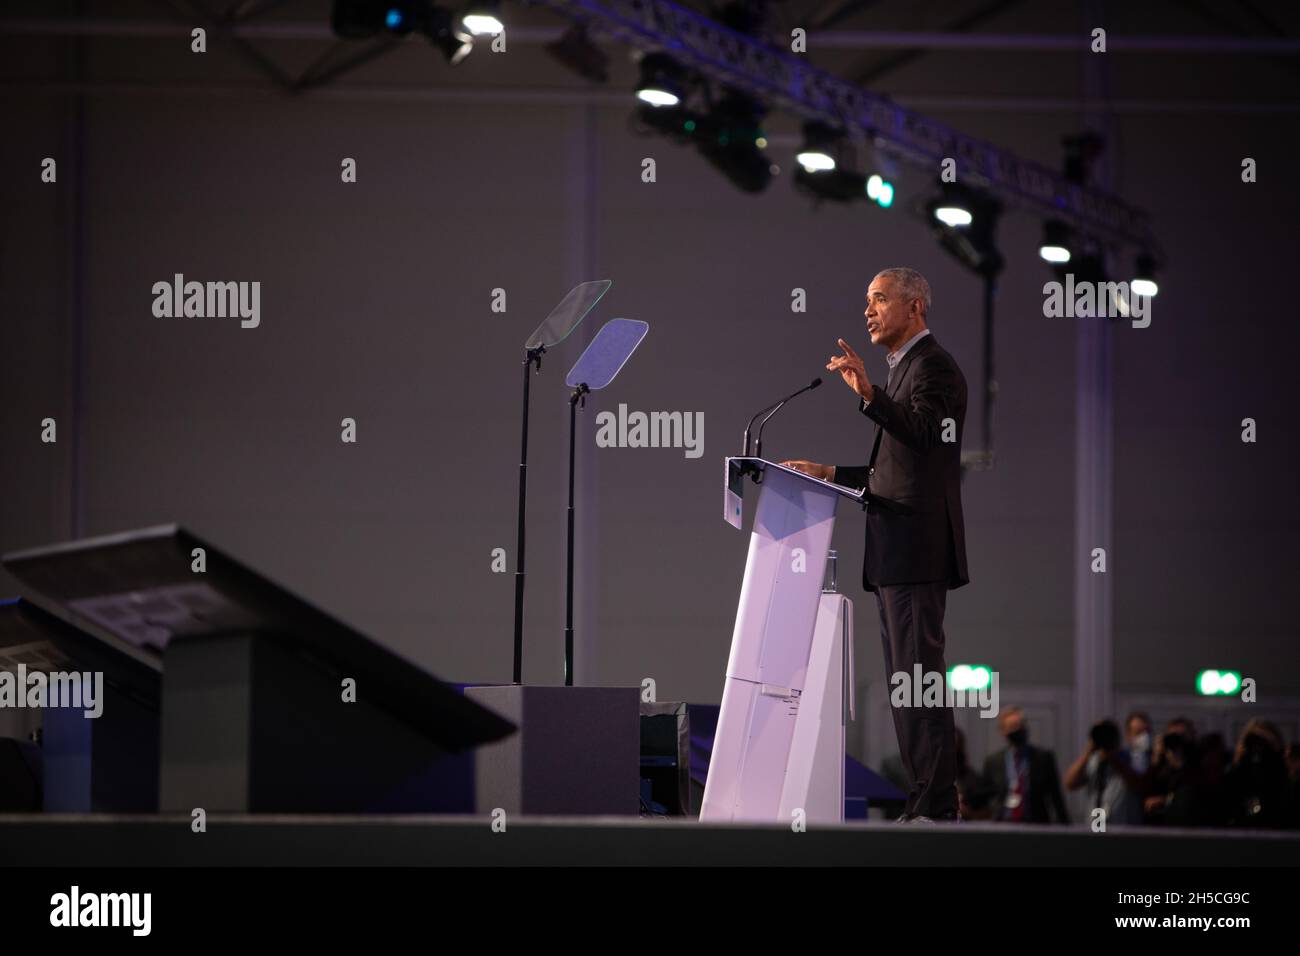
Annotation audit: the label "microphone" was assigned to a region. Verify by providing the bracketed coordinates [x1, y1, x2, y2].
[743, 378, 822, 459]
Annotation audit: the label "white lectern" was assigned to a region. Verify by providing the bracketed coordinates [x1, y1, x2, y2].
[701, 457, 869, 824]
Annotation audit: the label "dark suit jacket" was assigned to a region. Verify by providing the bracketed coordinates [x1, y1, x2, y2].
[982, 746, 1071, 824]
[834, 333, 969, 592]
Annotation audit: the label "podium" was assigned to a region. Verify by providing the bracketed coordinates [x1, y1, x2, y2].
[701, 458, 878, 823]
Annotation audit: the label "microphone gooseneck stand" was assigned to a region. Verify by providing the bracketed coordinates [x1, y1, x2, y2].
[741, 378, 823, 479]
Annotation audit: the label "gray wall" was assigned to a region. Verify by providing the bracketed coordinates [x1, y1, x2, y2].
[3, 11, 1298, 758]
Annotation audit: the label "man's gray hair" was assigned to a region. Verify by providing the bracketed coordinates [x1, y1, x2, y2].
[874, 267, 931, 316]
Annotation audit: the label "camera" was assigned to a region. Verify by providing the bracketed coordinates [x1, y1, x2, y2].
[1090, 719, 1121, 752]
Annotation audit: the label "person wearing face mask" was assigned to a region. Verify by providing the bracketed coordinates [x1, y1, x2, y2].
[1125, 711, 1154, 775]
[1064, 718, 1145, 826]
[981, 707, 1070, 824]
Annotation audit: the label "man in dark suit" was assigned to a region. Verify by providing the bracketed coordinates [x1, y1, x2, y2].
[982, 707, 1070, 824]
[783, 267, 968, 822]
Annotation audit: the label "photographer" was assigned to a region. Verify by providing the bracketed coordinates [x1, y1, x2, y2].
[1064, 718, 1144, 826]
[1142, 717, 1196, 824]
[1225, 719, 1290, 829]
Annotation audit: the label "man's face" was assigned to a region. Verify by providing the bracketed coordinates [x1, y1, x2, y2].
[999, 710, 1025, 740]
[865, 274, 917, 351]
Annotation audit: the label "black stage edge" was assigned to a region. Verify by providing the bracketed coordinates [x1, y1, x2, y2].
[1, 814, 1296, 866]
[0, 861, 1289, 943]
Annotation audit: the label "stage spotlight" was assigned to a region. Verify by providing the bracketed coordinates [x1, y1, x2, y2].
[331, 1, 472, 63]
[1039, 219, 1073, 264]
[928, 183, 1003, 277]
[866, 147, 899, 208]
[636, 102, 697, 140]
[929, 179, 980, 228]
[934, 205, 970, 227]
[794, 165, 866, 202]
[426, 6, 473, 63]
[636, 52, 685, 107]
[695, 88, 772, 194]
[1132, 252, 1159, 297]
[333, 0, 421, 37]
[383, 5, 413, 33]
[545, 22, 609, 84]
[459, 0, 503, 35]
[866, 173, 894, 208]
[795, 121, 840, 173]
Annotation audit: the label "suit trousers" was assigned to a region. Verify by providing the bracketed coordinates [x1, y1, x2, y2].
[876, 581, 959, 818]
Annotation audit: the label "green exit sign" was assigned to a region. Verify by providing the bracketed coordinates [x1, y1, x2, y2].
[1197, 670, 1242, 696]
[947, 664, 992, 691]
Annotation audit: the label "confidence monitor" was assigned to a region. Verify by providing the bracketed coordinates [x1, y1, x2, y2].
[3, 526, 516, 812]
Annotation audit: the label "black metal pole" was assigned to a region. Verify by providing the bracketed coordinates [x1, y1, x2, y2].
[983, 275, 996, 451]
[564, 383, 589, 687]
[512, 346, 543, 684]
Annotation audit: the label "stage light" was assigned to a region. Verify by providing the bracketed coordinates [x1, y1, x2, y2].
[636, 52, 685, 107]
[632, 70, 769, 192]
[331, 1, 473, 63]
[638, 88, 679, 107]
[1039, 219, 1072, 264]
[796, 150, 835, 172]
[935, 206, 971, 227]
[794, 165, 866, 201]
[928, 182, 1003, 278]
[866, 173, 894, 208]
[929, 179, 980, 227]
[635, 100, 694, 140]
[427, 6, 473, 63]
[795, 121, 840, 172]
[1132, 252, 1159, 297]
[545, 22, 609, 84]
[333, 0, 420, 37]
[695, 88, 773, 193]
[459, 0, 503, 35]
[1197, 669, 1241, 696]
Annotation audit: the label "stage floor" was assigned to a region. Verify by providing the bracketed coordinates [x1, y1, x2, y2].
[2, 814, 1296, 866]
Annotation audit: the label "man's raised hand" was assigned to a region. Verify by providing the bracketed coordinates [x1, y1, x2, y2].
[827, 338, 872, 401]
